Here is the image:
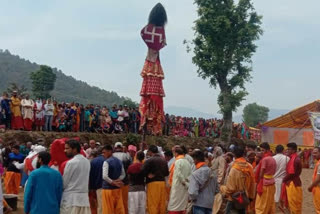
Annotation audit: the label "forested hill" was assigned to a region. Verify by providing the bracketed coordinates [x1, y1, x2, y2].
[0, 49, 132, 106]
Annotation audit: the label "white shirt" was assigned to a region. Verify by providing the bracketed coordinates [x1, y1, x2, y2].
[273, 153, 289, 179]
[44, 104, 54, 116]
[117, 110, 124, 121]
[61, 154, 91, 208]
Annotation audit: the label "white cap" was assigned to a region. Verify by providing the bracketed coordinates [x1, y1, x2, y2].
[34, 145, 46, 153]
[114, 142, 123, 148]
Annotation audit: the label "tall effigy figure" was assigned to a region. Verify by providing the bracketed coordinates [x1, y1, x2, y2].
[139, 3, 167, 135]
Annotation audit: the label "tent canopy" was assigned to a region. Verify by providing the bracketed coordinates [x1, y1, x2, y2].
[262, 100, 320, 129]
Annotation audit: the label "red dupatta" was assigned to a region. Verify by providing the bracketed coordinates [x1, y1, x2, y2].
[287, 153, 298, 174]
[255, 151, 272, 195]
[279, 153, 298, 209]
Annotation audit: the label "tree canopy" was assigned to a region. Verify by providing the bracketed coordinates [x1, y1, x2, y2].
[30, 65, 57, 99]
[188, 0, 263, 143]
[6, 82, 28, 97]
[243, 103, 269, 127]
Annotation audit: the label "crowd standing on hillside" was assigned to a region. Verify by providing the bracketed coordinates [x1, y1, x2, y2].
[0, 137, 319, 214]
[0, 91, 257, 139]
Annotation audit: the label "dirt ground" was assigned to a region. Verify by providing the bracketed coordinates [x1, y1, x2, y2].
[11, 169, 315, 214]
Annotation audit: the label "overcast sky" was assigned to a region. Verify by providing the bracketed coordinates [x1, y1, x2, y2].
[0, 0, 319, 115]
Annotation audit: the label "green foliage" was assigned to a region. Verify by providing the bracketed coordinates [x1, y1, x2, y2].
[122, 98, 139, 108]
[243, 103, 269, 127]
[0, 50, 133, 106]
[30, 65, 57, 99]
[189, 0, 263, 143]
[6, 82, 28, 97]
[125, 133, 141, 146]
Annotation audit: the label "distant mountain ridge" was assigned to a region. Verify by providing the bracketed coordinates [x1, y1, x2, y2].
[0, 49, 129, 106]
[165, 105, 290, 123]
[165, 106, 219, 119]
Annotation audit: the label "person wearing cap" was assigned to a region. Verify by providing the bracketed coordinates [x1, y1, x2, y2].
[101, 144, 126, 214]
[141, 145, 169, 214]
[282, 142, 302, 213]
[128, 145, 137, 162]
[10, 91, 23, 130]
[113, 142, 132, 214]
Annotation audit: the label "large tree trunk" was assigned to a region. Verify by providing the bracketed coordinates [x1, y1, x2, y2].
[220, 91, 233, 145]
[221, 110, 232, 145]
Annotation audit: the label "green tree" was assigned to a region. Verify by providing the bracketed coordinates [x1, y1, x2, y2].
[243, 103, 269, 127]
[187, 0, 263, 144]
[6, 82, 28, 97]
[122, 98, 138, 109]
[30, 65, 57, 99]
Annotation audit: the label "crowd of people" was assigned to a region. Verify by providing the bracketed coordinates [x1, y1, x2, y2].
[0, 91, 257, 139]
[0, 137, 319, 214]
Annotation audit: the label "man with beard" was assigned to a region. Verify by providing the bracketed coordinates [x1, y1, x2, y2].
[60, 140, 91, 214]
[24, 151, 63, 214]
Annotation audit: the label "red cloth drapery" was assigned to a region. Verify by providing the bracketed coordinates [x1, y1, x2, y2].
[139, 24, 166, 135]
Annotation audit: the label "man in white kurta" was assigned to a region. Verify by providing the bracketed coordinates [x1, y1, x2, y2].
[60, 140, 91, 214]
[21, 95, 34, 131]
[168, 148, 192, 213]
[273, 145, 289, 203]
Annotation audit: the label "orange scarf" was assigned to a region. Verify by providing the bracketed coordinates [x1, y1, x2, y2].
[196, 162, 206, 169]
[251, 161, 257, 169]
[232, 158, 255, 195]
[312, 159, 320, 193]
[232, 157, 255, 178]
[169, 155, 184, 186]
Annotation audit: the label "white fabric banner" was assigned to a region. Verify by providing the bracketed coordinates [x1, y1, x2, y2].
[308, 112, 320, 143]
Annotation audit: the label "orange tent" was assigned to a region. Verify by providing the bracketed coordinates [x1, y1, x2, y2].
[261, 100, 320, 147]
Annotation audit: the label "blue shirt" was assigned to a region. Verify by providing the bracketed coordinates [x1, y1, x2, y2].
[9, 152, 24, 161]
[109, 110, 118, 119]
[0, 99, 11, 114]
[89, 155, 105, 190]
[24, 165, 63, 214]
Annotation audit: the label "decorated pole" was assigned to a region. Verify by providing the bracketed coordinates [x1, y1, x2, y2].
[139, 3, 168, 136]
